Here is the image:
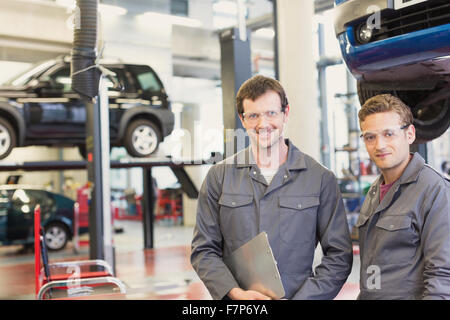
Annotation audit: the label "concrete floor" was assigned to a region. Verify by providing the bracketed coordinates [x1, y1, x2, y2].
[0, 219, 360, 300]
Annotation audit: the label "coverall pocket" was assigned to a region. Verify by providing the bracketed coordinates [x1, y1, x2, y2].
[375, 215, 418, 264]
[279, 196, 319, 244]
[218, 193, 253, 242]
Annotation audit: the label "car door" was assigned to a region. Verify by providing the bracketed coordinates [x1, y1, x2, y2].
[102, 65, 138, 140]
[6, 189, 56, 242]
[24, 63, 86, 141]
[126, 64, 168, 108]
[25, 63, 133, 142]
[0, 190, 10, 242]
[6, 188, 33, 241]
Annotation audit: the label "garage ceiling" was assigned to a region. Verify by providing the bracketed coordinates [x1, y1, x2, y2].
[0, 0, 335, 79]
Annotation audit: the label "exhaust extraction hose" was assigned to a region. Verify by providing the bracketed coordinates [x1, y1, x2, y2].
[71, 0, 100, 100]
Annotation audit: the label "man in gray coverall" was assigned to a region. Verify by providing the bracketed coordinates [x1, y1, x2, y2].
[356, 94, 450, 299]
[191, 75, 353, 300]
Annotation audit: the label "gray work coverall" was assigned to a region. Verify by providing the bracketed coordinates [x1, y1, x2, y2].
[356, 153, 450, 299]
[191, 139, 353, 300]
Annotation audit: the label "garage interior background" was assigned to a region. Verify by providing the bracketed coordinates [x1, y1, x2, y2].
[0, 0, 448, 299]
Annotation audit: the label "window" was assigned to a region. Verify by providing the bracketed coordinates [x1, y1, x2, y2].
[11, 189, 55, 215]
[49, 67, 72, 93]
[11, 189, 32, 214]
[107, 67, 133, 93]
[26, 190, 55, 210]
[28, 190, 56, 220]
[171, 0, 188, 16]
[48, 65, 131, 93]
[128, 65, 162, 92]
[136, 71, 162, 92]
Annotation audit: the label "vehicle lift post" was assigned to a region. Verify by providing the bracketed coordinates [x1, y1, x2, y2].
[84, 78, 115, 273]
[70, 0, 115, 274]
[219, 25, 252, 155]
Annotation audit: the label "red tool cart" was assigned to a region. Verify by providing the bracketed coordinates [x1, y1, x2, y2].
[34, 205, 126, 299]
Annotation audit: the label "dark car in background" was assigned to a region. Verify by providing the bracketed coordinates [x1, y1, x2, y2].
[334, 0, 450, 142]
[0, 185, 82, 251]
[0, 57, 174, 159]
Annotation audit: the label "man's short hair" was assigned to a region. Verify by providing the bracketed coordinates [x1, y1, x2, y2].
[358, 94, 413, 127]
[236, 75, 289, 115]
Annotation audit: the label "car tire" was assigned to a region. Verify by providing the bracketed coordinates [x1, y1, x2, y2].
[357, 81, 384, 104]
[124, 119, 162, 157]
[0, 118, 16, 160]
[357, 81, 450, 143]
[44, 222, 69, 251]
[408, 96, 450, 144]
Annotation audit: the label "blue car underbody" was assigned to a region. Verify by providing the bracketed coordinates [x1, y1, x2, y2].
[339, 23, 450, 82]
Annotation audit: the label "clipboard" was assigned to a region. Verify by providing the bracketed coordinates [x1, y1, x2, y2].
[223, 232, 285, 299]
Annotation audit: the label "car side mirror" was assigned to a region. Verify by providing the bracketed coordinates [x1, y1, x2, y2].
[36, 80, 52, 89]
[106, 75, 124, 92]
[37, 79, 65, 93]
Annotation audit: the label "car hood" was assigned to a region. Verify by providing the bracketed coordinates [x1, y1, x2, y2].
[0, 85, 31, 98]
[0, 85, 28, 92]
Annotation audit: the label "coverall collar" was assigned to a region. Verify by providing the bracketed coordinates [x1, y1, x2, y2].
[397, 152, 425, 185]
[375, 152, 424, 187]
[369, 152, 425, 214]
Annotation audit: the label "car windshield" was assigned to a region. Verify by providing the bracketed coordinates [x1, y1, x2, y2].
[3, 60, 56, 86]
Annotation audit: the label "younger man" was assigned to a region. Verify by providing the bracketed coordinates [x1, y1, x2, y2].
[357, 94, 450, 299]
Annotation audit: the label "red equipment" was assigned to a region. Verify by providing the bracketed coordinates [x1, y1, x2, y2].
[34, 205, 126, 299]
[155, 189, 183, 225]
[113, 194, 143, 221]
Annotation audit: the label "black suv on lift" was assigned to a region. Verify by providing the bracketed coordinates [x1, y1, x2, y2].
[0, 57, 174, 159]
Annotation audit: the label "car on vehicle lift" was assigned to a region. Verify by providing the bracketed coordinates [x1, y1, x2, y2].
[0, 185, 85, 251]
[334, 0, 450, 143]
[0, 57, 174, 159]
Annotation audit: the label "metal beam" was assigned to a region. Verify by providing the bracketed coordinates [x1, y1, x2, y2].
[315, 0, 335, 14]
[219, 27, 252, 155]
[0, 157, 214, 251]
[170, 167, 199, 199]
[0, 157, 215, 171]
[142, 168, 155, 249]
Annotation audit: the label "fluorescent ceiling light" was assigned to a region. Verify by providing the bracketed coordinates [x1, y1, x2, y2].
[254, 27, 275, 39]
[213, 0, 238, 15]
[140, 12, 202, 28]
[99, 4, 127, 16]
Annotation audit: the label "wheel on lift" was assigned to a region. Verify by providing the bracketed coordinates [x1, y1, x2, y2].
[357, 81, 450, 143]
[124, 119, 162, 157]
[0, 118, 16, 160]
